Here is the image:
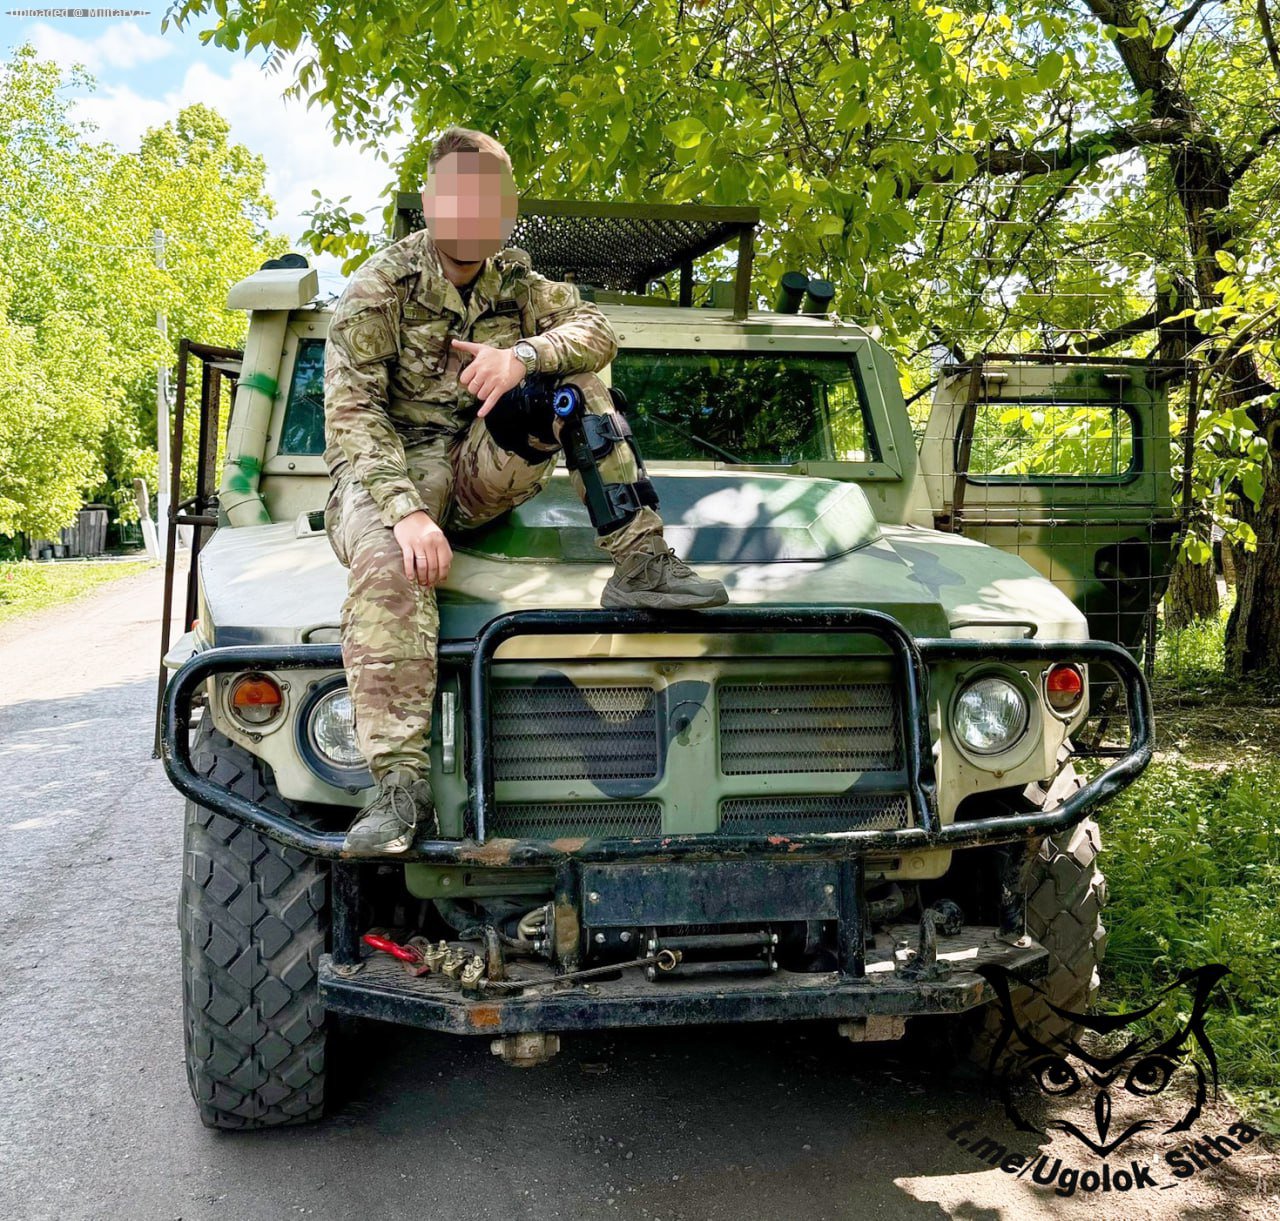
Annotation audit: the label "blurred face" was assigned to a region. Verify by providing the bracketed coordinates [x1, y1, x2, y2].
[421, 149, 518, 265]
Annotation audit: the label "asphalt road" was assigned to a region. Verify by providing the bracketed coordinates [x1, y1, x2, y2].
[0, 563, 1275, 1221]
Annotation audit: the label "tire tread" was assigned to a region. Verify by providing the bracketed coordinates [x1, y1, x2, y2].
[179, 721, 329, 1130]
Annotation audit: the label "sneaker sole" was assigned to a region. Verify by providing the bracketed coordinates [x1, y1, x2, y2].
[342, 829, 416, 856]
[600, 588, 730, 610]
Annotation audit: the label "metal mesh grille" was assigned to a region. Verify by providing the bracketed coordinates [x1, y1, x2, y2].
[490, 802, 663, 838]
[493, 684, 660, 781]
[396, 198, 756, 293]
[718, 683, 902, 775]
[719, 795, 910, 833]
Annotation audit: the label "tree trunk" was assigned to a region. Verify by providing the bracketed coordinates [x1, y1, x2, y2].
[1225, 462, 1280, 676]
[1163, 557, 1220, 631]
[1220, 536, 1236, 587]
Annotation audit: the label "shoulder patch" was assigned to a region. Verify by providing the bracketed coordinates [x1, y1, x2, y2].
[337, 305, 398, 365]
[529, 275, 581, 320]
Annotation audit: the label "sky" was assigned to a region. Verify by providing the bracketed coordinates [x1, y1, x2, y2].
[0, 9, 402, 293]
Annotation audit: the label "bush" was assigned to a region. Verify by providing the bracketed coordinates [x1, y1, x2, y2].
[1153, 595, 1230, 690]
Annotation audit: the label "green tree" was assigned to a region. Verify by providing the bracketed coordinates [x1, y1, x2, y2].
[0, 46, 286, 537]
[164, 0, 1279, 671]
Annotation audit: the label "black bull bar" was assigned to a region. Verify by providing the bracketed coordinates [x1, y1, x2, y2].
[161, 607, 1153, 863]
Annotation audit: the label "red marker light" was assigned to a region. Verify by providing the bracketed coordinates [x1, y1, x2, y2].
[1045, 663, 1085, 712]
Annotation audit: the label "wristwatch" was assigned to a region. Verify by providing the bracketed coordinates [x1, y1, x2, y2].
[512, 339, 539, 379]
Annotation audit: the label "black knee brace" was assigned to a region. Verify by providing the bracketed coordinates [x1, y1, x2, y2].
[554, 384, 660, 535]
[483, 372, 561, 463]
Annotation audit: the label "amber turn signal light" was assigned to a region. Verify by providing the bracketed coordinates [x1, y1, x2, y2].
[229, 673, 283, 727]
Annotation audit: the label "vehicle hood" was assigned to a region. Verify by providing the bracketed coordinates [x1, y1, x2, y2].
[199, 471, 1087, 646]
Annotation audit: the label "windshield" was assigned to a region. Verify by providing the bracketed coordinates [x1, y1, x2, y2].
[611, 349, 879, 465]
[276, 340, 881, 466]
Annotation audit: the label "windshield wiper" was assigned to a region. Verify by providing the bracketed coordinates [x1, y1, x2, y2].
[645, 411, 751, 464]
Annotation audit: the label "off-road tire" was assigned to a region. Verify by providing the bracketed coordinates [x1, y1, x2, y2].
[180, 720, 330, 1129]
[970, 798, 1108, 1066]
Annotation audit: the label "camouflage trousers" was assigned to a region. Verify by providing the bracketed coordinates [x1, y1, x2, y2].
[324, 371, 662, 781]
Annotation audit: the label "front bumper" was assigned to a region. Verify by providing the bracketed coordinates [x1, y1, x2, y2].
[319, 923, 1048, 1034]
[161, 607, 1150, 1032]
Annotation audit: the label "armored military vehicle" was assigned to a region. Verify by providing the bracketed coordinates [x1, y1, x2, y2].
[158, 200, 1169, 1129]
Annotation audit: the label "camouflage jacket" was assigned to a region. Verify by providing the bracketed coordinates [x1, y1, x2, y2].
[323, 227, 619, 528]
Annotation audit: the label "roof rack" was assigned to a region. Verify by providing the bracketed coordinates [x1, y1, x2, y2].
[394, 195, 760, 319]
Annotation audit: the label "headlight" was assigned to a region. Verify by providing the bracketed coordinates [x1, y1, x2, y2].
[307, 687, 364, 768]
[952, 676, 1029, 755]
[296, 678, 371, 787]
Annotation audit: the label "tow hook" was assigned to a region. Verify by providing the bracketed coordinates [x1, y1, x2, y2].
[897, 909, 952, 982]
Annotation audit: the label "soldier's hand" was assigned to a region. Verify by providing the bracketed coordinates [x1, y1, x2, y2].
[392, 511, 453, 588]
[451, 338, 525, 418]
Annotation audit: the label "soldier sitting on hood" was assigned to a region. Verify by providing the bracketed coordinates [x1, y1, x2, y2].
[322, 125, 728, 856]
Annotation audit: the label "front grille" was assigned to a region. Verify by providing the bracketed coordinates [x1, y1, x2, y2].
[719, 794, 909, 833]
[492, 682, 659, 782]
[718, 682, 902, 775]
[490, 801, 663, 838]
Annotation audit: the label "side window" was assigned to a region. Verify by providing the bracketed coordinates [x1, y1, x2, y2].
[279, 338, 327, 456]
[963, 401, 1136, 481]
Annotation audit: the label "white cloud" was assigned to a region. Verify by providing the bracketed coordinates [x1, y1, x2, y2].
[28, 20, 174, 73]
[47, 47, 405, 290]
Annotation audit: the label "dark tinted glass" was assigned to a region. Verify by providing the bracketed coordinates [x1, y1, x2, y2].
[611, 350, 879, 465]
[280, 338, 327, 455]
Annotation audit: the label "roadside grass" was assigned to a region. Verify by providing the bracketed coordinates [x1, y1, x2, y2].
[0, 558, 152, 625]
[1100, 594, 1279, 1133]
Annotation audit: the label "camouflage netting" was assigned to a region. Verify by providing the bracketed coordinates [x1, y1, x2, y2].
[395, 197, 756, 294]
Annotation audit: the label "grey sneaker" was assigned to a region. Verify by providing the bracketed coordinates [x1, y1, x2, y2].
[601, 538, 728, 610]
[343, 767, 437, 856]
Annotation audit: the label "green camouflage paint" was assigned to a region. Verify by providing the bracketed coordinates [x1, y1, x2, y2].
[199, 246, 1171, 897]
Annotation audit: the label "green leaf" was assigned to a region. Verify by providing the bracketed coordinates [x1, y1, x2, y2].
[1184, 538, 1212, 565]
[869, 171, 896, 211]
[1036, 51, 1064, 89]
[663, 117, 707, 149]
[836, 93, 869, 128]
[1241, 467, 1264, 506]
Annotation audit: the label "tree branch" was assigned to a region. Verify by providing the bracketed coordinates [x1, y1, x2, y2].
[974, 118, 1192, 176]
[1053, 306, 1162, 353]
[1170, 0, 1214, 37]
[1259, 0, 1280, 82]
[908, 118, 1193, 197]
[1228, 120, 1280, 183]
